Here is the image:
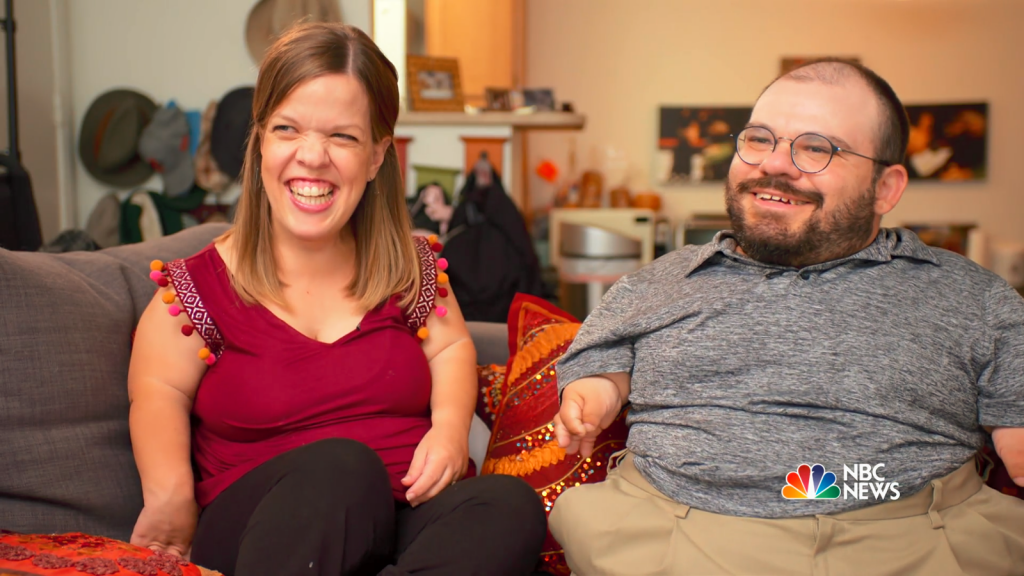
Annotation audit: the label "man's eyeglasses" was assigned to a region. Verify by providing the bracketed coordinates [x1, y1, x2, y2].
[733, 126, 894, 174]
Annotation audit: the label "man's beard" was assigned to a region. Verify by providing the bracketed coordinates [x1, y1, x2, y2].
[724, 175, 877, 267]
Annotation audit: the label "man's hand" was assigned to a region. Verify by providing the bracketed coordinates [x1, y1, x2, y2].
[554, 376, 624, 458]
[991, 426, 1024, 486]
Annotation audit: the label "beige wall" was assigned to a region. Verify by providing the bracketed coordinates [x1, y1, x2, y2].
[526, 0, 1024, 245]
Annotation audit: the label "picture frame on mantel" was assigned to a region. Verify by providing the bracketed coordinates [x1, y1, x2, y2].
[406, 55, 465, 112]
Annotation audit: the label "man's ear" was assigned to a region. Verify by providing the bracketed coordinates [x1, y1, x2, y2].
[874, 163, 908, 216]
[368, 136, 393, 181]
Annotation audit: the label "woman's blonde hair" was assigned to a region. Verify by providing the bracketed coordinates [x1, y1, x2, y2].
[221, 22, 418, 311]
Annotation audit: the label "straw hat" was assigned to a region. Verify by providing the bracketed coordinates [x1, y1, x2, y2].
[245, 0, 342, 64]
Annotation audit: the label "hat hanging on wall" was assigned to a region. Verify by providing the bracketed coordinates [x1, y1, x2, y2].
[211, 86, 256, 182]
[245, 0, 343, 64]
[194, 100, 233, 194]
[138, 103, 195, 198]
[79, 88, 158, 187]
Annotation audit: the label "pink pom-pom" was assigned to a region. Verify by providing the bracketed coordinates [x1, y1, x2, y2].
[205, 354, 217, 366]
[436, 305, 448, 318]
[437, 258, 449, 271]
[168, 304, 181, 317]
[149, 270, 163, 282]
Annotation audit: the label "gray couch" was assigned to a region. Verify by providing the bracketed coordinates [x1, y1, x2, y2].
[0, 223, 508, 539]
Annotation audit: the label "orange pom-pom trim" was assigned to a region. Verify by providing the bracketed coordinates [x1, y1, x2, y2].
[149, 260, 164, 272]
[161, 292, 176, 304]
[437, 272, 449, 284]
[417, 327, 429, 340]
[428, 234, 438, 244]
[198, 348, 211, 360]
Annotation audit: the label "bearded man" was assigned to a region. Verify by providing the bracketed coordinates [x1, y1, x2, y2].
[548, 59, 1024, 576]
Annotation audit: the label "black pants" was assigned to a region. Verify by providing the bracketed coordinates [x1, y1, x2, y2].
[190, 439, 548, 576]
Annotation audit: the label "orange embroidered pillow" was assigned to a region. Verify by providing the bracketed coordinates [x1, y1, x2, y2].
[0, 532, 220, 576]
[481, 294, 628, 576]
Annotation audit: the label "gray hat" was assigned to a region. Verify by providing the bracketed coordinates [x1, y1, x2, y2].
[78, 89, 157, 187]
[138, 104, 195, 198]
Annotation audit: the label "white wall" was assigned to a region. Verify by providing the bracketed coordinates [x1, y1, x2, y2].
[526, 0, 1024, 245]
[68, 0, 372, 227]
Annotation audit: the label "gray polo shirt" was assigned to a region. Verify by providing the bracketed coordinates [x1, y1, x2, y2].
[556, 228, 1024, 517]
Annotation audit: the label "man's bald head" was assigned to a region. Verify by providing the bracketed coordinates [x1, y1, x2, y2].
[765, 59, 909, 171]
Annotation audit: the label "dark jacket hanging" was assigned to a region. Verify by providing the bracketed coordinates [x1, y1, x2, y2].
[442, 167, 544, 323]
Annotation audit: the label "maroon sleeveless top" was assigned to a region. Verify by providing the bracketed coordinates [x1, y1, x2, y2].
[169, 239, 447, 508]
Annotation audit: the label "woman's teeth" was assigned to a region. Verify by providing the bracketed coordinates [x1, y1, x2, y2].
[290, 184, 334, 206]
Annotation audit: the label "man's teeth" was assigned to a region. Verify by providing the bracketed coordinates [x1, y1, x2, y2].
[755, 192, 806, 206]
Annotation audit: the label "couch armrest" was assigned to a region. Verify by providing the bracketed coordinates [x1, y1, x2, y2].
[467, 321, 508, 366]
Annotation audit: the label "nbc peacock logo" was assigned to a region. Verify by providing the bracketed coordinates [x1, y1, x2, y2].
[782, 463, 841, 499]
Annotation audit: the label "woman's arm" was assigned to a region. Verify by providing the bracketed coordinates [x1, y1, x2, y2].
[403, 281, 477, 505]
[420, 283, 476, 437]
[127, 284, 209, 554]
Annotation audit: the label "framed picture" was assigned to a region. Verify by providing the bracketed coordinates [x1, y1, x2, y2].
[523, 88, 556, 111]
[903, 223, 976, 256]
[904, 103, 988, 181]
[406, 55, 464, 112]
[780, 56, 861, 75]
[656, 106, 752, 184]
[484, 87, 512, 111]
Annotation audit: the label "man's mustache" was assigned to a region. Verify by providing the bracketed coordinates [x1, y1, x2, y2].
[733, 176, 823, 207]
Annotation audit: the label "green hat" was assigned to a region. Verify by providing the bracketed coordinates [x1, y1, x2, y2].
[79, 89, 158, 187]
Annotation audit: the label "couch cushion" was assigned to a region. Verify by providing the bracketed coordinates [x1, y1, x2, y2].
[0, 224, 228, 539]
[480, 294, 628, 575]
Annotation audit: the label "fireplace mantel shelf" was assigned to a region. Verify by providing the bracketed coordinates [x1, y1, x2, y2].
[397, 110, 586, 129]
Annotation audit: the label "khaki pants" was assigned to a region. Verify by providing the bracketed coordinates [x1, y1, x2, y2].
[549, 452, 1024, 576]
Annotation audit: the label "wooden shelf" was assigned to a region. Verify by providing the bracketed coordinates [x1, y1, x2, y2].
[397, 110, 586, 130]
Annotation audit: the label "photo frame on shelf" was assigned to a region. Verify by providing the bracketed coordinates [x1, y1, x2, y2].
[523, 88, 556, 111]
[484, 87, 513, 111]
[406, 55, 465, 112]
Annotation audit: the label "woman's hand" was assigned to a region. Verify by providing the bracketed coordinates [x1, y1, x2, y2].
[129, 495, 199, 559]
[402, 425, 469, 506]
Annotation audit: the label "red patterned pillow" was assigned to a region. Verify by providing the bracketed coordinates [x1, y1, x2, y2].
[0, 532, 219, 576]
[475, 363, 507, 428]
[481, 294, 628, 576]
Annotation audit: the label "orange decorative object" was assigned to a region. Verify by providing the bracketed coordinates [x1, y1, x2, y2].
[632, 191, 662, 211]
[161, 292, 176, 304]
[461, 137, 507, 176]
[417, 327, 430, 340]
[149, 260, 164, 272]
[427, 234, 438, 245]
[394, 136, 413, 184]
[609, 186, 632, 208]
[198, 348, 211, 360]
[535, 160, 559, 183]
[482, 294, 628, 576]
[437, 272, 449, 284]
[579, 170, 603, 208]
[0, 531, 215, 575]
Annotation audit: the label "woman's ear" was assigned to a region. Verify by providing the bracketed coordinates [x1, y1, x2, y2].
[368, 136, 392, 181]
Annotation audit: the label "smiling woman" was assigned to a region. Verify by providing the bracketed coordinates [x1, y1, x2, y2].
[125, 21, 546, 576]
